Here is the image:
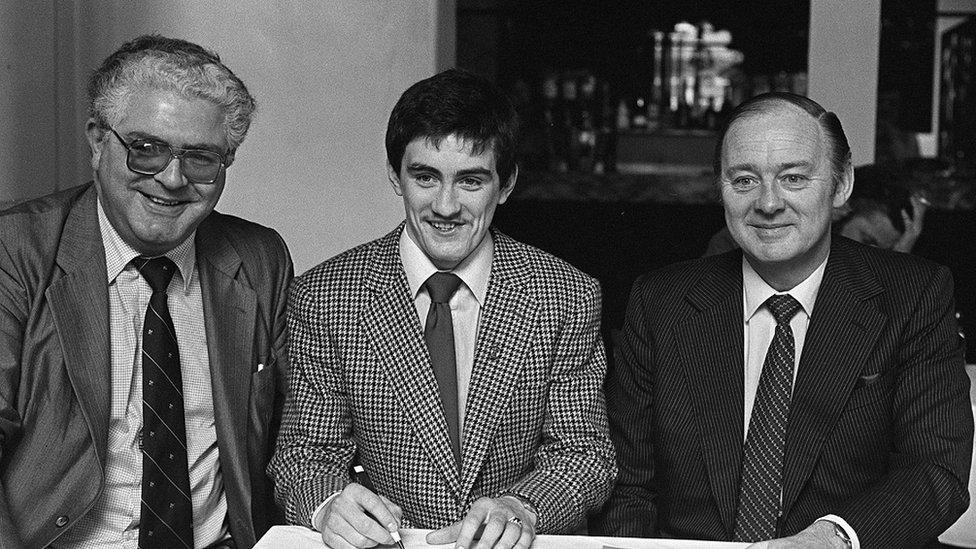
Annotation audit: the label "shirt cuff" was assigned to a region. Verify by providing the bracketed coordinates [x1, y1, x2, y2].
[819, 514, 860, 549]
[310, 491, 341, 531]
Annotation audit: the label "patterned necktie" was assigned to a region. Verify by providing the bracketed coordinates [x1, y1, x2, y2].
[133, 256, 193, 549]
[423, 272, 464, 465]
[734, 294, 803, 542]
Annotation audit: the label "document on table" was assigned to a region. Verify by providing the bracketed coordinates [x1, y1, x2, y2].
[255, 525, 751, 549]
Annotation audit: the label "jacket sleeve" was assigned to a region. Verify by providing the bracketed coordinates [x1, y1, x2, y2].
[0, 239, 29, 549]
[590, 275, 661, 537]
[836, 266, 972, 548]
[502, 277, 618, 533]
[267, 275, 354, 527]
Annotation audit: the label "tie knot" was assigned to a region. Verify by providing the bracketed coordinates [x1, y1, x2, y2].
[133, 256, 177, 293]
[424, 272, 462, 303]
[765, 294, 802, 325]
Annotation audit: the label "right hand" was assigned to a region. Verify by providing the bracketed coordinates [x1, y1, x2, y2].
[316, 483, 403, 549]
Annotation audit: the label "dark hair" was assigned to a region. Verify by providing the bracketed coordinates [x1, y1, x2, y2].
[840, 164, 914, 232]
[88, 34, 256, 150]
[713, 92, 851, 191]
[386, 68, 520, 186]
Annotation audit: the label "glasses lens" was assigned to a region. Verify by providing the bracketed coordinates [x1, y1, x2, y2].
[179, 150, 223, 183]
[127, 139, 172, 174]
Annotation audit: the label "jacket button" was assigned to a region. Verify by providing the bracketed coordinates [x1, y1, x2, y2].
[55, 515, 69, 527]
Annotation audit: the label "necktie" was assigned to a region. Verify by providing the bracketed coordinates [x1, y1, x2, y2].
[734, 294, 803, 542]
[423, 272, 464, 465]
[133, 256, 193, 549]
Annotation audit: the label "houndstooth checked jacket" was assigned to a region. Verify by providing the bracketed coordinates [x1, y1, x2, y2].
[269, 224, 616, 533]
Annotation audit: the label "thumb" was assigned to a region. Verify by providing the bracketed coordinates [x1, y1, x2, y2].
[426, 520, 462, 545]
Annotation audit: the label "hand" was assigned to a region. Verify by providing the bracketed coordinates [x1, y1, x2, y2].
[892, 194, 928, 253]
[426, 496, 536, 549]
[316, 483, 403, 549]
[744, 520, 848, 549]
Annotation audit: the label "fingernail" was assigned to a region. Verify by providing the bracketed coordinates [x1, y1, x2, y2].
[390, 530, 402, 542]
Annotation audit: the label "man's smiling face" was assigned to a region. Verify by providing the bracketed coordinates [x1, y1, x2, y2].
[87, 88, 229, 256]
[389, 133, 515, 270]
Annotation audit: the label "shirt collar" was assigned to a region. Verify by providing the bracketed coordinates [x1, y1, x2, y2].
[97, 199, 196, 292]
[399, 226, 493, 305]
[742, 254, 828, 322]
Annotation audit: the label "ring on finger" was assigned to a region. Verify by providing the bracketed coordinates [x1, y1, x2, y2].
[507, 516, 523, 527]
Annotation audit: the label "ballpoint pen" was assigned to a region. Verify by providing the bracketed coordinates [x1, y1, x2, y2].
[353, 464, 405, 549]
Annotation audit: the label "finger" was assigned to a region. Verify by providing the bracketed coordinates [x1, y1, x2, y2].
[426, 519, 463, 545]
[492, 519, 523, 549]
[332, 490, 395, 545]
[514, 524, 535, 549]
[322, 514, 371, 549]
[474, 510, 509, 549]
[455, 505, 491, 549]
[353, 489, 401, 535]
[379, 495, 404, 524]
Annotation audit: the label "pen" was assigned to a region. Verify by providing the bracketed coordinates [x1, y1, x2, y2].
[353, 464, 405, 549]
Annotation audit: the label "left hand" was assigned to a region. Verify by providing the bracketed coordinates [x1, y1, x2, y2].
[745, 520, 847, 549]
[426, 496, 536, 549]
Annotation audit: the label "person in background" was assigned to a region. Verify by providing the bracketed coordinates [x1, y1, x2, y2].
[270, 68, 616, 549]
[595, 92, 971, 548]
[0, 35, 293, 548]
[704, 163, 928, 256]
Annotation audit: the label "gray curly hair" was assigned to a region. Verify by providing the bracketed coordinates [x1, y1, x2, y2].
[88, 34, 256, 151]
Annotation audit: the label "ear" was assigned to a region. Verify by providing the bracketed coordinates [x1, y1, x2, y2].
[387, 162, 403, 196]
[497, 164, 518, 205]
[832, 163, 854, 208]
[85, 119, 108, 171]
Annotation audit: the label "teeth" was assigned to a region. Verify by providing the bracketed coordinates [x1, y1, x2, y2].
[148, 195, 179, 206]
[431, 222, 457, 231]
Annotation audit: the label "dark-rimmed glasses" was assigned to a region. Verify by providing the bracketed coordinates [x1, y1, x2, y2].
[109, 127, 228, 184]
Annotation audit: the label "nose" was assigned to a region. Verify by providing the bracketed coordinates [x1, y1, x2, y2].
[755, 181, 784, 214]
[432, 183, 461, 217]
[154, 155, 189, 190]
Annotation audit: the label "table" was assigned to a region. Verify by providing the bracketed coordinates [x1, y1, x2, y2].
[255, 526, 749, 549]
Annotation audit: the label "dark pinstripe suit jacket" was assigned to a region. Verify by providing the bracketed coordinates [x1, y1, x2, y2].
[0, 184, 292, 548]
[270, 225, 616, 534]
[594, 237, 972, 548]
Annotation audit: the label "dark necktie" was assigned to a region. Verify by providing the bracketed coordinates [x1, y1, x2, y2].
[734, 294, 803, 542]
[423, 272, 464, 465]
[133, 256, 193, 549]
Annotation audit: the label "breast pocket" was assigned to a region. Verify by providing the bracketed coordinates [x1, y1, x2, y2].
[249, 358, 277, 435]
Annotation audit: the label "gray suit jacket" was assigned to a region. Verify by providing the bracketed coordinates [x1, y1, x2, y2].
[270, 225, 616, 533]
[0, 183, 293, 548]
[595, 237, 973, 547]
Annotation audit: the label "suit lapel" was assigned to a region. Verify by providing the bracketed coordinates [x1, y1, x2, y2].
[47, 187, 112, 465]
[780, 239, 885, 517]
[361, 228, 464, 496]
[675, 252, 744, 534]
[197, 223, 258, 517]
[459, 231, 538, 495]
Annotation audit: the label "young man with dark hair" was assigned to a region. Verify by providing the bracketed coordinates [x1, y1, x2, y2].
[270, 69, 616, 549]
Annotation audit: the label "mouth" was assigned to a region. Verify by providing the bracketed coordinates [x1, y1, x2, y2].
[427, 220, 463, 233]
[140, 191, 188, 208]
[749, 223, 792, 238]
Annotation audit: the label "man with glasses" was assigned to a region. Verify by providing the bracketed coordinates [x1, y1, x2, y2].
[0, 35, 292, 549]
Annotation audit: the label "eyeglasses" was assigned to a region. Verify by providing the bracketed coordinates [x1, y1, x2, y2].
[109, 127, 228, 184]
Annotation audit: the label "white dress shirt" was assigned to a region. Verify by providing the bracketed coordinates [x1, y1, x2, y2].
[59, 202, 227, 548]
[740, 256, 859, 549]
[399, 227, 493, 438]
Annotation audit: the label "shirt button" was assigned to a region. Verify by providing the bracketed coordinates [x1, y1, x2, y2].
[55, 515, 69, 527]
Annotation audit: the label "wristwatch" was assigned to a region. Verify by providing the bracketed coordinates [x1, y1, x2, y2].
[499, 491, 538, 521]
[831, 522, 853, 549]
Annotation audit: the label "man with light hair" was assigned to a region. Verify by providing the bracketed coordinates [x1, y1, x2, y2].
[0, 35, 292, 548]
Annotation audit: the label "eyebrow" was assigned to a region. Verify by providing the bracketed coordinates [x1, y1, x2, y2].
[406, 163, 494, 178]
[126, 131, 225, 154]
[724, 160, 815, 175]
